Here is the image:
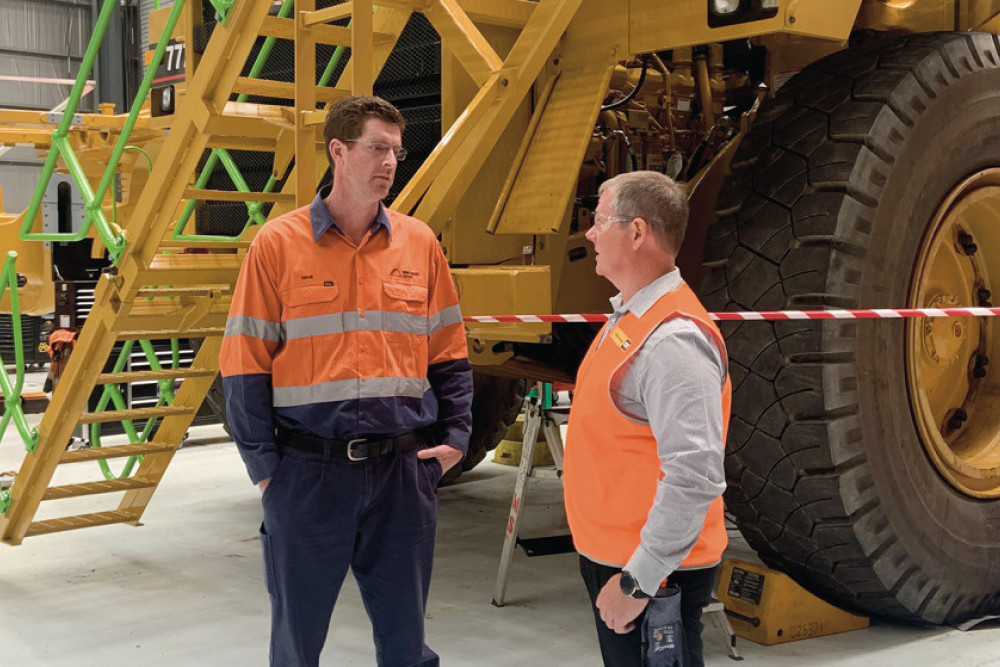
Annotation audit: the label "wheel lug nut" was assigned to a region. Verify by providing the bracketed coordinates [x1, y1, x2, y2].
[973, 354, 989, 378]
[958, 233, 978, 256]
[947, 408, 969, 431]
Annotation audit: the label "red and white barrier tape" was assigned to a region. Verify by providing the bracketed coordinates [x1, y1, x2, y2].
[463, 307, 1000, 324]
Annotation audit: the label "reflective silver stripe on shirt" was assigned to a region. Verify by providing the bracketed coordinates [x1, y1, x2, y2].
[283, 310, 429, 340]
[272, 376, 432, 407]
[225, 315, 283, 342]
[429, 304, 463, 335]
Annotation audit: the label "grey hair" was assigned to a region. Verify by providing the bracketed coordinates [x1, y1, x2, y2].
[598, 171, 688, 252]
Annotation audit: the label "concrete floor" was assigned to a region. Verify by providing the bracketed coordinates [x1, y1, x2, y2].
[1, 417, 1000, 666]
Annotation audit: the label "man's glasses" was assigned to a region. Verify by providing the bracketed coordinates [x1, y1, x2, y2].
[592, 212, 633, 232]
[343, 138, 408, 162]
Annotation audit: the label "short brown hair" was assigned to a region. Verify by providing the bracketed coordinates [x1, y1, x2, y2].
[323, 96, 406, 171]
[598, 171, 688, 253]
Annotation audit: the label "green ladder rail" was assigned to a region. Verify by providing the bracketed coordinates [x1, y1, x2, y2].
[18, 0, 189, 263]
[0, 253, 41, 514]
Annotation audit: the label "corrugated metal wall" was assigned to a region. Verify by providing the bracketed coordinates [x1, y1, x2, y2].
[0, 0, 93, 111]
[140, 0, 174, 59]
[1, 0, 96, 216]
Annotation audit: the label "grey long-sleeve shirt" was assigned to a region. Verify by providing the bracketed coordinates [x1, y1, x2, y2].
[600, 269, 727, 596]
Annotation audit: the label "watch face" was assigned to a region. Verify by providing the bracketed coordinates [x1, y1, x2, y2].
[620, 572, 641, 597]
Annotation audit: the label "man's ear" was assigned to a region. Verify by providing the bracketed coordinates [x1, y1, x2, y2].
[631, 217, 649, 249]
[328, 139, 344, 164]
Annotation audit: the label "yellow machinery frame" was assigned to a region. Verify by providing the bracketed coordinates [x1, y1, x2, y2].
[3, 0, 1000, 541]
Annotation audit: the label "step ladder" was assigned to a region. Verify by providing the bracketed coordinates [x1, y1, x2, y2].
[490, 388, 743, 660]
[492, 386, 570, 606]
[0, 0, 413, 544]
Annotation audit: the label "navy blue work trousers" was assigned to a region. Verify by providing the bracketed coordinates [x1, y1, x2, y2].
[579, 556, 719, 667]
[260, 444, 443, 667]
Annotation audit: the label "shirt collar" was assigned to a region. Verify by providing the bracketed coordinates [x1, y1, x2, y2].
[609, 268, 683, 318]
[309, 184, 392, 242]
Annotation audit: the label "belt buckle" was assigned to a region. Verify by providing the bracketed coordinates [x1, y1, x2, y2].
[346, 438, 369, 462]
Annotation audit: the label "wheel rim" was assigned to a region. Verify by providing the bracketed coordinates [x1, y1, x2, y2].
[907, 170, 1000, 498]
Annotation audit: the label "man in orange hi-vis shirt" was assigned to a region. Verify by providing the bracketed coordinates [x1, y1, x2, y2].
[563, 171, 730, 667]
[220, 96, 472, 667]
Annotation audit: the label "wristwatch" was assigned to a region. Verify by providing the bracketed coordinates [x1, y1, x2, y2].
[619, 570, 650, 599]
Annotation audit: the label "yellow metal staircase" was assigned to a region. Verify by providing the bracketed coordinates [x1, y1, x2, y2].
[0, 0, 420, 544]
[0, 0, 584, 543]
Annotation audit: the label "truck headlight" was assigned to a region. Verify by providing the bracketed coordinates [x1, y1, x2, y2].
[712, 0, 740, 14]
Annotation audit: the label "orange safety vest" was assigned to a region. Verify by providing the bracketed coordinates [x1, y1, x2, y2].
[563, 281, 731, 569]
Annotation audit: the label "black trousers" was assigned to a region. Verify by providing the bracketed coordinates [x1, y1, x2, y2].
[579, 556, 719, 667]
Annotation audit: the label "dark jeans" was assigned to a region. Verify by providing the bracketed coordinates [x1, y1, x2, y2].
[579, 556, 719, 667]
[260, 445, 443, 667]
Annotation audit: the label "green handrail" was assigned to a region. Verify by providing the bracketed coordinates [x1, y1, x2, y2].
[0, 252, 41, 515]
[172, 0, 297, 242]
[89, 336, 181, 481]
[172, 1, 363, 243]
[19, 0, 188, 264]
[207, 0, 235, 22]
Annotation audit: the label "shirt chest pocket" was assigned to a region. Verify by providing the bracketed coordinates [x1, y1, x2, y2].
[382, 281, 428, 316]
[283, 284, 341, 313]
[381, 281, 430, 353]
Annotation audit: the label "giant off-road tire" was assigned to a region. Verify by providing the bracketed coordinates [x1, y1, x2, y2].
[440, 372, 527, 484]
[701, 32, 1000, 623]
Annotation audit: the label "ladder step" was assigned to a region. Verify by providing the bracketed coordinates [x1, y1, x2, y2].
[182, 188, 296, 204]
[145, 252, 243, 286]
[42, 477, 157, 501]
[96, 368, 217, 385]
[302, 4, 352, 26]
[116, 327, 226, 341]
[232, 77, 349, 104]
[260, 16, 395, 46]
[205, 102, 294, 140]
[60, 441, 177, 463]
[135, 286, 231, 299]
[26, 509, 142, 537]
[157, 240, 251, 250]
[79, 405, 196, 424]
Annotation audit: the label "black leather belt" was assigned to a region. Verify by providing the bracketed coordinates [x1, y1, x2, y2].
[276, 429, 423, 461]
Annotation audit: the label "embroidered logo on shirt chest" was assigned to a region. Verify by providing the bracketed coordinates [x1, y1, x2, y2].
[390, 267, 421, 280]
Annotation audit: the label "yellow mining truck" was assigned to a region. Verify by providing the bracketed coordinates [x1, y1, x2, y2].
[2, 0, 1000, 627]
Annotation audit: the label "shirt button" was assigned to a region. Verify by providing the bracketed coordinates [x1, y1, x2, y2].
[359, 278, 364, 284]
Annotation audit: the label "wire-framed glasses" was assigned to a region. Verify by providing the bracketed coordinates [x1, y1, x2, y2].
[592, 212, 633, 232]
[343, 139, 408, 162]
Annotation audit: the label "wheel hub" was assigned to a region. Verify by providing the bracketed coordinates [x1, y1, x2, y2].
[907, 171, 1000, 498]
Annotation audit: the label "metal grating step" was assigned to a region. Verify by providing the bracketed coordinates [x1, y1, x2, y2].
[95, 368, 217, 385]
[25, 509, 143, 537]
[78, 405, 196, 424]
[42, 477, 157, 501]
[116, 327, 226, 341]
[60, 442, 177, 463]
